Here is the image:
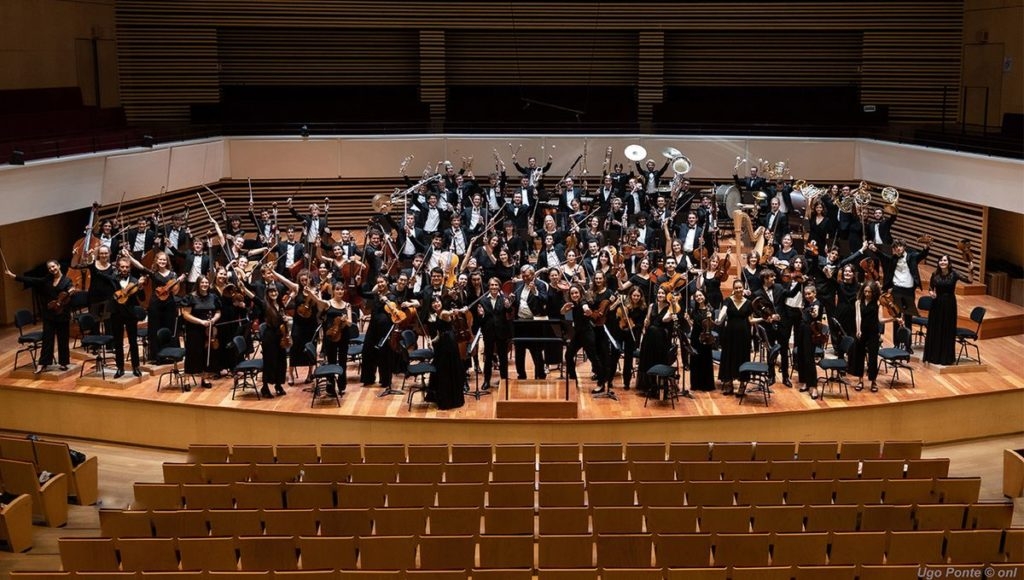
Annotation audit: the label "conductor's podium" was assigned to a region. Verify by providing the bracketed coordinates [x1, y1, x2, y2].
[496, 319, 578, 419]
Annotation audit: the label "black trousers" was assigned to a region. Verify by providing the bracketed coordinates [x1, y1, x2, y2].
[515, 341, 545, 379]
[566, 330, 605, 385]
[109, 313, 140, 371]
[483, 336, 508, 385]
[322, 338, 349, 394]
[40, 317, 71, 366]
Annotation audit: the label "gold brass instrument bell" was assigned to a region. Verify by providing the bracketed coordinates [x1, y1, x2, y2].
[662, 146, 692, 174]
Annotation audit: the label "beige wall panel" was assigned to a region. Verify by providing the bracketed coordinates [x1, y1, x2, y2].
[1, 386, 1020, 450]
[743, 139, 857, 182]
[642, 138, 746, 180]
[167, 141, 227, 192]
[102, 148, 171, 204]
[857, 141, 1024, 213]
[0, 158, 103, 225]
[229, 139, 341, 179]
[339, 137, 444, 179]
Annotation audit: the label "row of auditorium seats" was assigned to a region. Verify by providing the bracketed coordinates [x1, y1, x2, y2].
[101, 503, 1015, 538]
[161, 459, 953, 485]
[135, 478, 985, 510]
[9, 565, 1024, 579]
[51, 529, 1024, 573]
[185, 441, 924, 465]
[0, 459, 66, 528]
[0, 435, 99, 505]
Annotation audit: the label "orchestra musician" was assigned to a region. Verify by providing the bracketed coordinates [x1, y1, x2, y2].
[477, 277, 512, 389]
[6, 261, 75, 373]
[618, 286, 647, 391]
[561, 283, 609, 392]
[873, 237, 930, 344]
[180, 275, 221, 389]
[305, 282, 354, 397]
[511, 265, 548, 381]
[717, 279, 754, 396]
[922, 255, 961, 366]
[47, 152, 966, 413]
[425, 296, 467, 410]
[636, 157, 670, 195]
[850, 281, 883, 392]
[797, 284, 823, 399]
[104, 256, 147, 378]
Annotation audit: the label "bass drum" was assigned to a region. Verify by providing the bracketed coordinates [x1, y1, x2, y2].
[716, 184, 741, 217]
[787, 189, 807, 215]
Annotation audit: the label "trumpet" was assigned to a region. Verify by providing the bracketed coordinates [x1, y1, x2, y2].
[399, 155, 414, 175]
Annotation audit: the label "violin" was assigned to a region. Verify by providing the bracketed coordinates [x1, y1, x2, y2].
[760, 244, 775, 264]
[859, 257, 880, 282]
[154, 276, 182, 301]
[879, 289, 903, 319]
[207, 316, 220, 350]
[385, 300, 416, 325]
[715, 253, 732, 282]
[616, 296, 632, 332]
[114, 282, 143, 304]
[326, 312, 349, 342]
[296, 284, 313, 319]
[811, 319, 830, 347]
[806, 240, 820, 257]
[221, 284, 247, 309]
[338, 258, 366, 308]
[699, 315, 717, 346]
[751, 295, 776, 320]
[279, 320, 293, 349]
[780, 269, 805, 285]
[47, 291, 71, 313]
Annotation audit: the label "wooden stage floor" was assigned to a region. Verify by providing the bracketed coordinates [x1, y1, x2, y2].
[0, 315, 1022, 449]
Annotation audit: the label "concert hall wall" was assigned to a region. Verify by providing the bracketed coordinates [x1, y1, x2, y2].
[112, 0, 966, 128]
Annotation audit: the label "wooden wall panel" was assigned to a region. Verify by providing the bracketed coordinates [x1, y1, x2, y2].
[217, 28, 418, 86]
[115, 1, 964, 125]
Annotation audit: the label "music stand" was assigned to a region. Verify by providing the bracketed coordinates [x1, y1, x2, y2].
[507, 318, 570, 401]
[465, 329, 490, 400]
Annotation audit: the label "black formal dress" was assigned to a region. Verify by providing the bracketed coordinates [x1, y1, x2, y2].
[923, 270, 960, 365]
[427, 317, 466, 410]
[718, 298, 753, 384]
[184, 292, 220, 375]
[688, 305, 716, 391]
[637, 304, 672, 391]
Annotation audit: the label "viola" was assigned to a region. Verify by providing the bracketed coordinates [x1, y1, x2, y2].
[47, 291, 71, 313]
[660, 272, 686, 293]
[616, 296, 632, 332]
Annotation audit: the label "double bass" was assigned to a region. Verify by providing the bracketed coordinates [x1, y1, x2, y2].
[69, 202, 101, 291]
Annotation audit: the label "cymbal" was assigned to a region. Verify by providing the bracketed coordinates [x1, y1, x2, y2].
[624, 144, 647, 162]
